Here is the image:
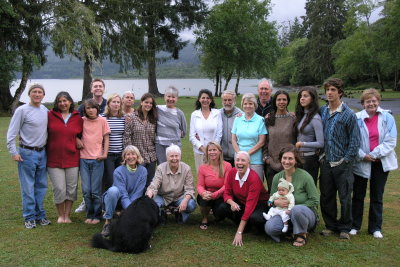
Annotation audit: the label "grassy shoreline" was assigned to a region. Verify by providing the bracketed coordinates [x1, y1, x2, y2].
[1, 96, 399, 266]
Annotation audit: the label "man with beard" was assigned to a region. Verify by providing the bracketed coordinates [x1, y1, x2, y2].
[220, 90, 242, 167]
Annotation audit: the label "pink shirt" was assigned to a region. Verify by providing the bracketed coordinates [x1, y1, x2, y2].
[80, 116, 111, 159]
[197, 161, 232, 199]
[364, 113, 379, 152]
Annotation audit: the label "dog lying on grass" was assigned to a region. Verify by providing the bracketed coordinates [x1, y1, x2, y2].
[91, 196, 159, 253]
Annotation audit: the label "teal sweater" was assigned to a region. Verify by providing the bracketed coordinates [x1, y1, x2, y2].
[271, 168, 319, 209]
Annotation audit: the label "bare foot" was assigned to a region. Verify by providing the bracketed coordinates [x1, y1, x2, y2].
[57, 217, 65, 224]
[91, 219, 100, 224]
[64, 217, 72, 223]
[85, 219, 92, 224]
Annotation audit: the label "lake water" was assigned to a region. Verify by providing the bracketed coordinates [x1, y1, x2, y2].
[11, 78, 266, 103]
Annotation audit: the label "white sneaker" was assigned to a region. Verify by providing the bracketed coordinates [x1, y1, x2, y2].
[349, 229, 358, 235]
[373, 231, 383, 239]
[75, 200, 86, 213]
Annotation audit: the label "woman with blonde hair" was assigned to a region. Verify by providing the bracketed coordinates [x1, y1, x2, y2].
[197, 142, 232, 230]
[101, 145, 147, 237]
[101, 94, 125, 191]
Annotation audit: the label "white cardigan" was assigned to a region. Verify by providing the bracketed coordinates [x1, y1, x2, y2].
[189, 108, 222, 154]
[353, 107, 398, 178]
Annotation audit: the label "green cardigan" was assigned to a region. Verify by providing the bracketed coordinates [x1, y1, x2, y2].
[271, 168, 319, 209]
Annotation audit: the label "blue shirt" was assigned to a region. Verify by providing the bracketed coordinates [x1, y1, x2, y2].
[112, 165, 147, 209]
[320, 103, 360, 162]
[231, 113, 268, 164]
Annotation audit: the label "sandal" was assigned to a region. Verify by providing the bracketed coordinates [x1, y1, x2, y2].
[292, 234, 307, 247]
[199, 222, 209, 230]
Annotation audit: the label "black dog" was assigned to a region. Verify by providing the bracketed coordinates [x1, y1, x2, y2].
[91, 196, 159, 253]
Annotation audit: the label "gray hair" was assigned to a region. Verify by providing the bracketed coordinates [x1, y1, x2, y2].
[165, 86, 179, 97]
[236, 151, 250, 162]
[241, 93, 258, 110]
[122, 91, 135, 99]
[166, 144, 182, 157]
[258, 78, 273, 90]
[221, 90, 236, 99]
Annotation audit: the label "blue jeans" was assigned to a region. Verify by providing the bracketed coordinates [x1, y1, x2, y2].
[17, 148, 48, 221]
[102, 186, 121, 220]
[154, 195, 197, 223]
[80, 159, 104, 220]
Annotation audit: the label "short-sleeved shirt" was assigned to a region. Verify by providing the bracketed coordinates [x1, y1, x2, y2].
[231, 113, 267, 164]
[80, 116, 111, 159]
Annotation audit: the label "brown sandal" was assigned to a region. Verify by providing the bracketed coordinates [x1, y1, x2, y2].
[292, 234, 307, 247]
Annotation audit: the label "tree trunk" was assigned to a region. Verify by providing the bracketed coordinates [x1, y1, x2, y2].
[147, 25, 162, 97]
[223, 71, 233, 93]
[219, 75, 222, 96]
[215, 70, 220, 96]
[0, 82, 13, 114]
[10, 57, 31, 114]
[234, 71, 241, 95]
[394, 69, 399, 91]
[82, 56, 93, 102]
[376, 67, 385, 92]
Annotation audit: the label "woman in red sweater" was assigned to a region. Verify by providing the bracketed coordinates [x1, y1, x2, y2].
[197, 142, 232, 230]
[214, 151, 269, 246]
[47, 92, 83, 223]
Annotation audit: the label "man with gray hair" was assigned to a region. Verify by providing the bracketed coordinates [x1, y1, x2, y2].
[256, 79, 273, 117]
[122, 91, 135, 114]
[220, 90, 242, 166]
[7, 84, 51, 229]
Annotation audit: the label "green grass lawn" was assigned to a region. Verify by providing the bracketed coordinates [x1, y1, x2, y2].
[1, 95, 399, 267]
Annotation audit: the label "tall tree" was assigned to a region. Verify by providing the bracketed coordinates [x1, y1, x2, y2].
[0, 0, 49, 114]
[302, 0, 347, 82]
[195, 0, 279, 95]
[131, 0, 207, 96]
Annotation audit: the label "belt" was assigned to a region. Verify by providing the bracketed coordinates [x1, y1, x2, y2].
[299, 151, 316, 157]
[20, 144, 45, 152]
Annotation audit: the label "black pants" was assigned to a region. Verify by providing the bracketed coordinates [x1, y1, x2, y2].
[214, 201, 269, 232]
[265, 165, 278, 192]
[352, 162, 388, 233]
[299, 154, 320, 186]
[320, 160, 354, 233]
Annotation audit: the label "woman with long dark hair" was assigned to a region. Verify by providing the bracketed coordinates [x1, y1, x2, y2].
[189, 89, 222, 172]
[124, 93, 158, 187]
[294, 87, 324, 185]
[263, 90, 296, 191]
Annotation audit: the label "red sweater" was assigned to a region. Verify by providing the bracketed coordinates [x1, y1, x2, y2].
[47, 110, 83, 168]
[224, 168, 269, 221]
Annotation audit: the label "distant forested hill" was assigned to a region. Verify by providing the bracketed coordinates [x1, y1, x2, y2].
[29, 43, 204, 79]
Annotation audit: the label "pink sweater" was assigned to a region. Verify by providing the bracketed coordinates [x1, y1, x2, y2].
[197, 161, 232, 199]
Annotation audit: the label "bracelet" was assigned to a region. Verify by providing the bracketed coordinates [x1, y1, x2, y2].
[236, 231, 242, 235]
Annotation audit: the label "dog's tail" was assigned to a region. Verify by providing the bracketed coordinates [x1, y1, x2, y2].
[91, 233, 114, 251]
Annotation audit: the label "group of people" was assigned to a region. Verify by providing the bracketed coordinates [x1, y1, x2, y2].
[6, 77, 397, 248]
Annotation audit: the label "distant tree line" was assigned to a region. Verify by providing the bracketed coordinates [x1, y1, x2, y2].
[271, 0, 400, 92]
[1, 0, 207, 114]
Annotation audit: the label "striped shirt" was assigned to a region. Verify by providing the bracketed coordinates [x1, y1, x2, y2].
[320, 103, 360, 162]
[156, 105, 187, 146]
[101, 114, 125, 153]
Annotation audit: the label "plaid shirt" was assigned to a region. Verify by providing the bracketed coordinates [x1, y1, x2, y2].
[320, 103, 360, 162]
[123, 111, 157, 163]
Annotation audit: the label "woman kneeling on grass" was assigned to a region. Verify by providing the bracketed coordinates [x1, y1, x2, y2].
[101, 145, 147, 237]
[197, 142, 232, 230]
[264, 145, 319, 247]
[214, 151, 269, 247]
